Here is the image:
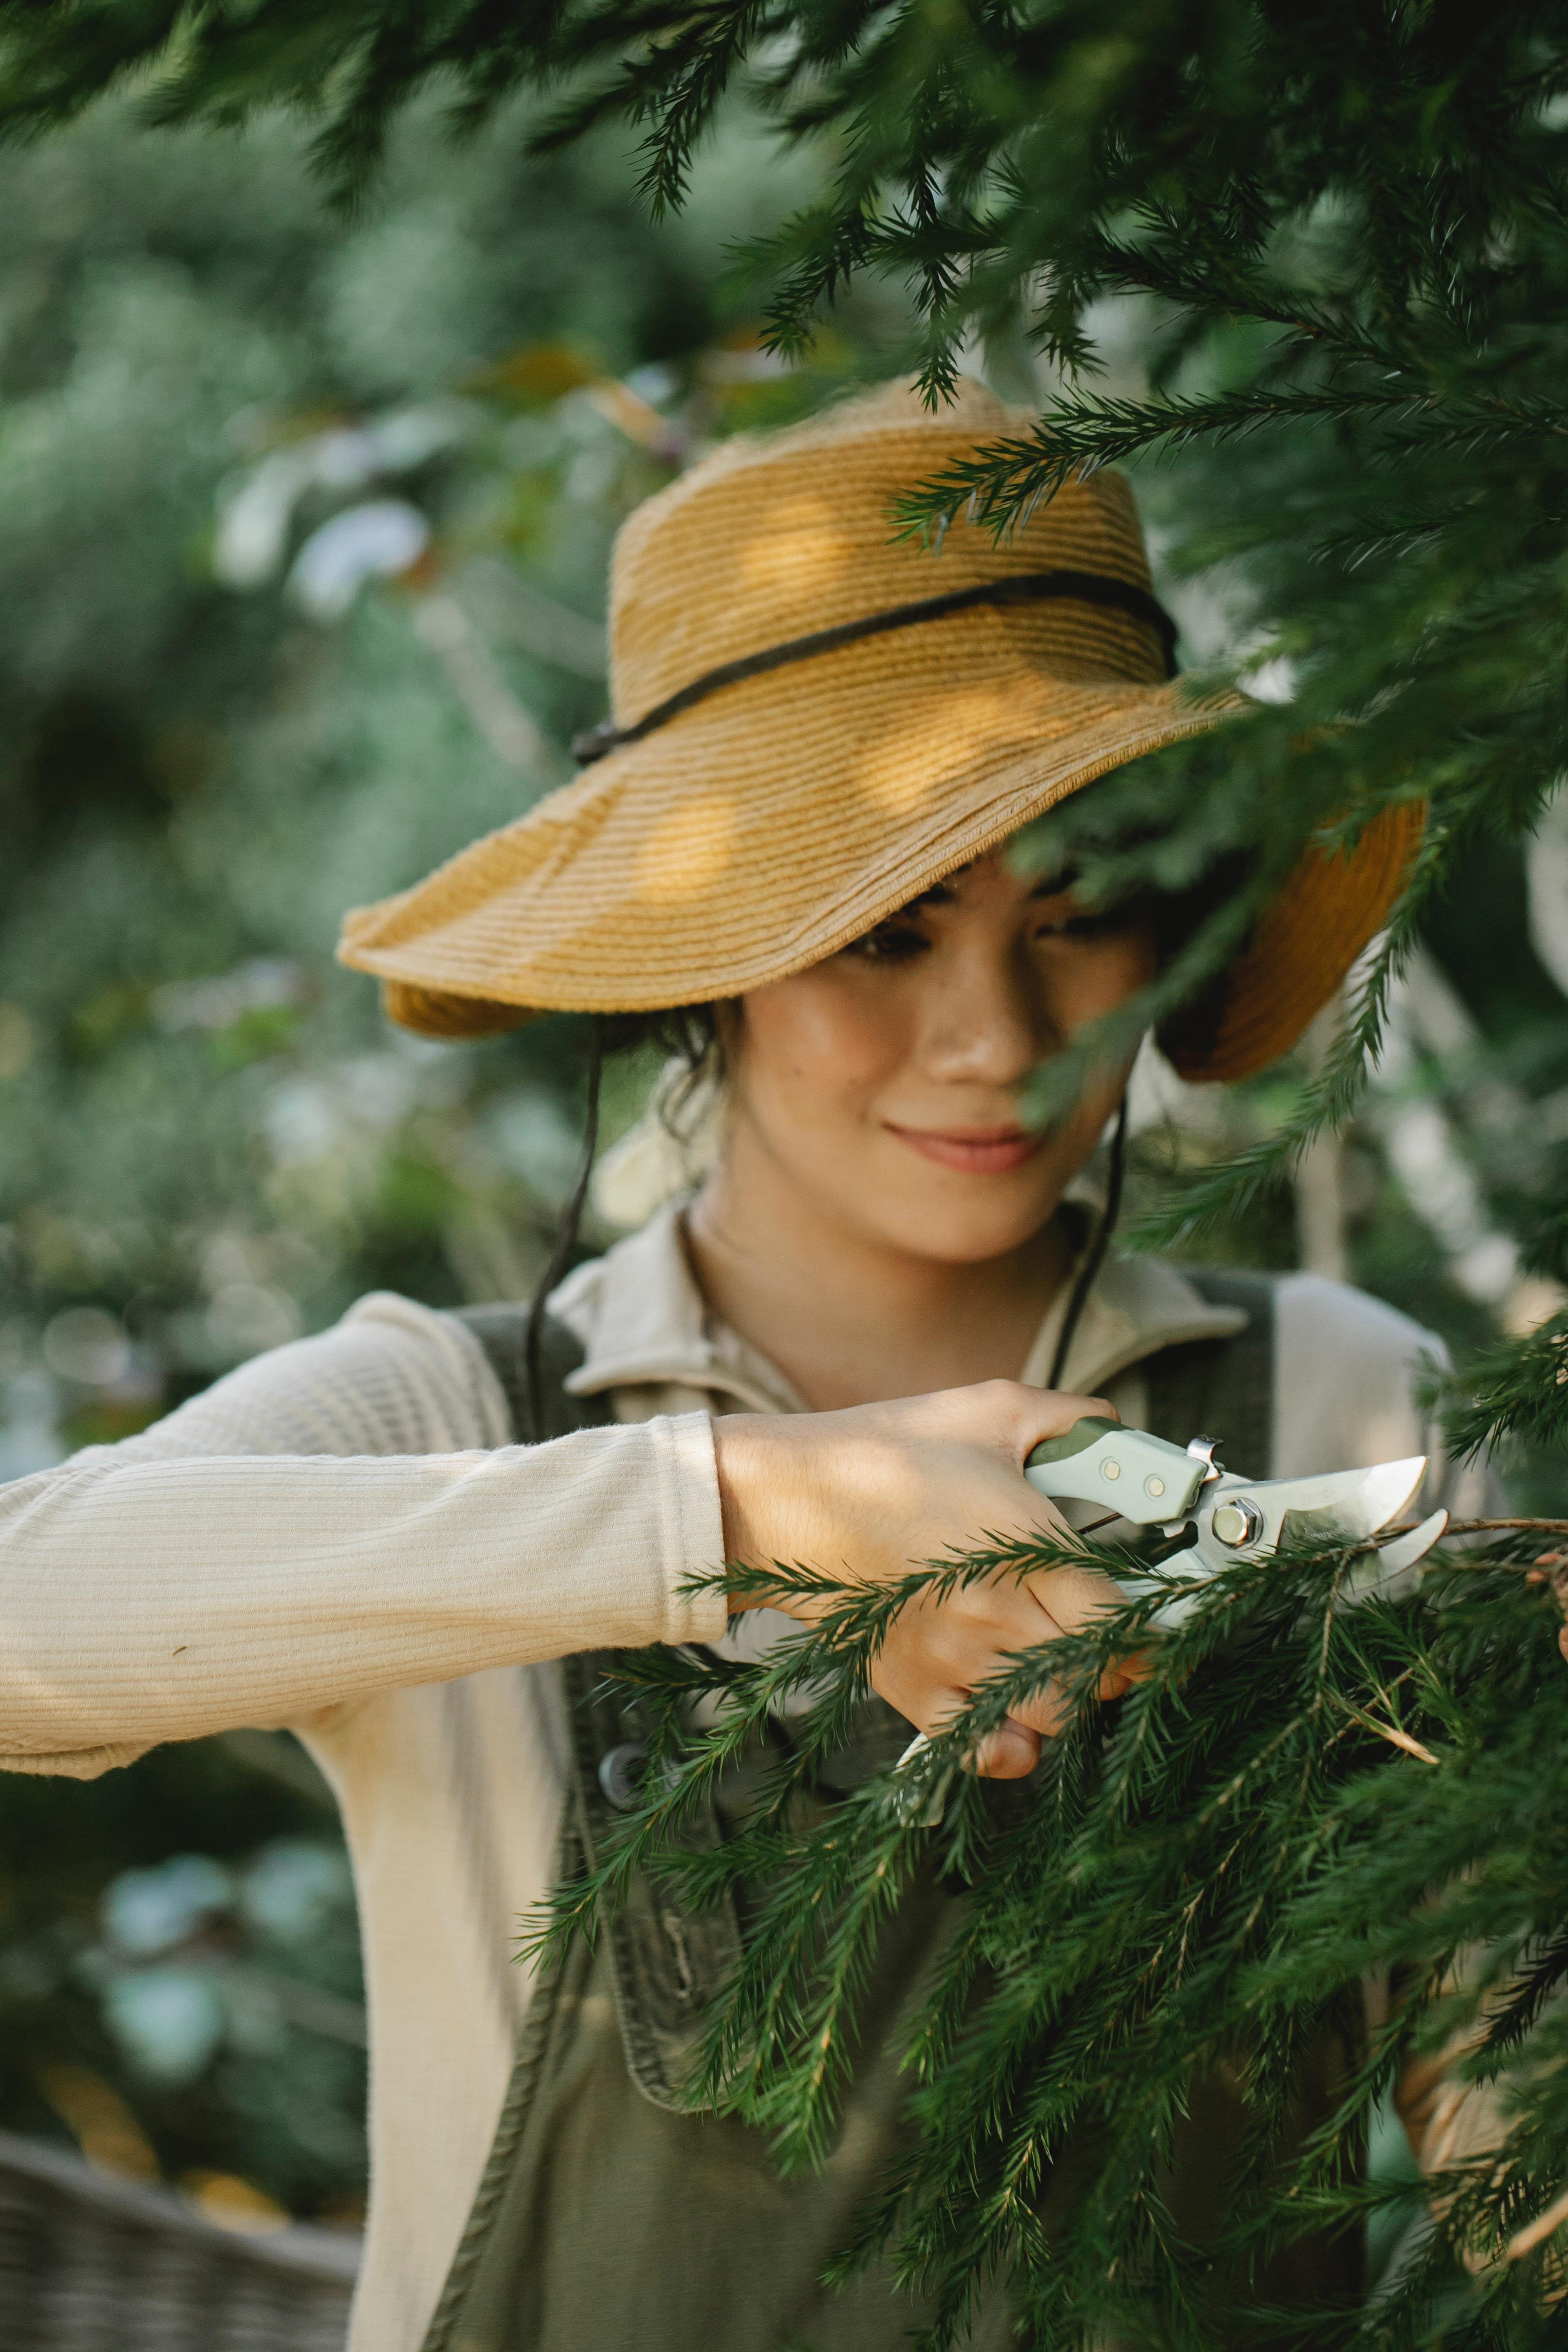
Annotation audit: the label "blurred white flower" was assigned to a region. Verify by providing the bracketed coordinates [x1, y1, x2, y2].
[213, 401, 466, 589]
[361, 402, 468, 472]
[105, 1969, 226, 2085]
[624, 362, 677, 404]
[151, 957, 307, 1033]
[104, 1855, 232, 1960]
[42, 1305, 130, 1386]
[240, 1840, 353, 1940]
[213, 446, 320, 587]
[310, 426, 384, 491]
[287, 499, 430, 620]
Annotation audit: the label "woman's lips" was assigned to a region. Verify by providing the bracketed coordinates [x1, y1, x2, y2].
[884, 1122, 1045, 1175]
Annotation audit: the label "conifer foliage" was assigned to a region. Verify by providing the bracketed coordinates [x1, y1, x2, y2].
[540, 1532, 1568, 2347]
[10, 0, 1568, 2338]
[8, 3, 1568, 1351]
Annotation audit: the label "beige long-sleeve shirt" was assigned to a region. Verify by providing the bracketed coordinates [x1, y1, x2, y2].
[0, 1204, 1485, 2348]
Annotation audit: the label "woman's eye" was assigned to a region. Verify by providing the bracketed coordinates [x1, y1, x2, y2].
[1033, 905, 1126, 942]
[845, 924, 929, 964]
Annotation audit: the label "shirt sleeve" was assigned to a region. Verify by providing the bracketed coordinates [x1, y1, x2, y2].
[0, 1292, 727, 1780]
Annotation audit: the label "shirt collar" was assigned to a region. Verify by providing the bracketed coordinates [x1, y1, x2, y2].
[550, 1197, 1245, 1412]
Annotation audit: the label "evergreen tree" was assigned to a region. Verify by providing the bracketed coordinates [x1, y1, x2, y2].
[8, 4, 1568, 2336]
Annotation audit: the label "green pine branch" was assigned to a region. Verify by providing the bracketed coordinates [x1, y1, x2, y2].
[529, 1526, 1568, 2345]
[11, 0, 1568, 2334]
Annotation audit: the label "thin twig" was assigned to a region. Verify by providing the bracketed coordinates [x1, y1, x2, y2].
[1445, 1519, 1568, 1537]
[1327, 1694, 1439, 1766]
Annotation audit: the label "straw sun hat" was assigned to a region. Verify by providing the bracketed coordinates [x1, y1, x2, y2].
[337, 377, 1418, 1083]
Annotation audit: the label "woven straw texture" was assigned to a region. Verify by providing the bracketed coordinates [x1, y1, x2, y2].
[0, 2130, 357, 2352]
[338, 377, 1418, 1081]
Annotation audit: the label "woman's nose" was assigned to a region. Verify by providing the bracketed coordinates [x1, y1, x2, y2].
[917, 948, 1052, 1085]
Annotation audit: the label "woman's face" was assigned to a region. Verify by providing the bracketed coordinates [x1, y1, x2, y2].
[723, 854, 1157, 1265]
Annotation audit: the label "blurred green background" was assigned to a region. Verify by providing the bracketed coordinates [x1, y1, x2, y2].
[1, 95, 1565, 2233]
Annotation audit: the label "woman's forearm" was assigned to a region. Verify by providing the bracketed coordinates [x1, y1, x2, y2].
[1, 1289, 1128, 1785]
[0, 1296, 727, 1776]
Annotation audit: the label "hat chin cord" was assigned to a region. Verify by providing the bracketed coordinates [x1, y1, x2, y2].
[525, 1019, 606, 1438]
[1046, 1095, 1128, 1393]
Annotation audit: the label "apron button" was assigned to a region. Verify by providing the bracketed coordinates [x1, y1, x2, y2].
[597, 1742, 647, 1810]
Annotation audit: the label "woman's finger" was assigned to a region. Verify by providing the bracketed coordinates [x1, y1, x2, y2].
[926, 1683, 1045, 1780]
[1022, 1560, 1127, 1632]
[969, 1719, 1042, 1778]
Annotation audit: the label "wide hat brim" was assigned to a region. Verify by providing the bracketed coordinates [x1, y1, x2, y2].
[337, 633, 1419, 1084]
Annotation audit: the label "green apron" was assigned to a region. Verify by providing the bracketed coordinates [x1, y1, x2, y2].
[420, 1275, 1360, 2352]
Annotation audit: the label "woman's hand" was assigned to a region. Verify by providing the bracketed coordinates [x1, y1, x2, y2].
[711, 1383, 1137, 1780]
[1529, 1552, 1568, 1663]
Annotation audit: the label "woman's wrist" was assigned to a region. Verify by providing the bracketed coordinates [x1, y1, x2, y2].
[710, 1414, 790, 1613]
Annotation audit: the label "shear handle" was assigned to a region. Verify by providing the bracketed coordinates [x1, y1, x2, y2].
[1025, 1418, 1213, 1526]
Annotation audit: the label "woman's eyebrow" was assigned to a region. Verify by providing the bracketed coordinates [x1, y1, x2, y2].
[1029, 869, 1079, 899]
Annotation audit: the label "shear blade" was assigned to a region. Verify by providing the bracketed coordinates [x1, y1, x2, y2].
[1374, 1508, 1449, 1581]
[1276, 1454, 1428, 1548]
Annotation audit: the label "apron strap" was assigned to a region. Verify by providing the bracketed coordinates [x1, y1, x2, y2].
[456, 1304, 743, 2111]
[1143, 1268, 1276, 1478]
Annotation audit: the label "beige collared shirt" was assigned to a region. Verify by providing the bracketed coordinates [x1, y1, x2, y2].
[0, 1206, 1484, 2347]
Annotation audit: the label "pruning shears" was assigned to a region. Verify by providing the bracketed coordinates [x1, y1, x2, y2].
[1023, 1416, 1449, 1624]
[893, 1420, 1449, 1817]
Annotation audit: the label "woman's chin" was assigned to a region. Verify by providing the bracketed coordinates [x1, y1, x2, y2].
[856, 1191, 1064, 1267]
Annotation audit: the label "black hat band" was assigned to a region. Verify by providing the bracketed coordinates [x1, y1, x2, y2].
[571, 568, 1179, 766]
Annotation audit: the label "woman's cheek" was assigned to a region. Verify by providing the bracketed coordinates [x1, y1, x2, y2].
[1049, 938, 1157, 1041]
[740, 973, 907, 1101]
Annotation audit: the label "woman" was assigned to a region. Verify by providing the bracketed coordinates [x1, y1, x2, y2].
[0, 378, 1465, 2349]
